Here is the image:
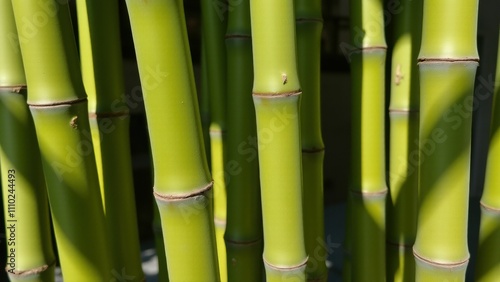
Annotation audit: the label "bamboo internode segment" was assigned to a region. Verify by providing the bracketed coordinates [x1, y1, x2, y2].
[413, 1, 479, 279]
[126, 0, 219, 280]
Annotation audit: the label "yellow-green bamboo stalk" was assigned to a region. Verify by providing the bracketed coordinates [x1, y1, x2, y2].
[224, 0, 264, 280]
[346, 0, 388, 280]
[200, 38, 211, 167]
[413, 0, 479, 280]
[200, 1, 228, 279]
[126, 0, 219, 280]
[386, 0, 422, 281]
[152, 201, 169, 281]
[76, 1, 143, 279]
[294, 0, 325, 280]
[250, 0, 307, 280]
[475, 26, 500, 282]
[11, 0, 112, 280]
[0, 2, 55, 280]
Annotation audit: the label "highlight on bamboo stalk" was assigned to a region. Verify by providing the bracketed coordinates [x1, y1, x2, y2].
[126, 0, 219, 280]
[0, 1, 55, 280]
[250, 0, 308, 280]
[475, 26, 500, 282]
[224, 0, 264, 280]
[344, 0, 388, 280]
[76, 0, 144, 279]
[386, 0, 422, 281]
[11, 0, 113, 279]
[294, 0, 327, 280]
[200, 0, 229, 279]
[412, 0, 479, 280]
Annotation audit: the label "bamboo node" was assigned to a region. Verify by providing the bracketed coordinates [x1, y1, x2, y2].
[302, 147, 325, 154]
[153, 181, 213, 202]
[418, 57, 480, 64]
[28, 97, 87, 107]
[6, 260, 55, 277]
[413, 249, 469, 268]
[252, 90, 302, 98]
[0, 85, 27, 93]
[479, 201, 500, 212]
[263, 256, 309, 271]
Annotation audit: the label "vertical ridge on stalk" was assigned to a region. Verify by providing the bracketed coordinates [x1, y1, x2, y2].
[294, 0, 326, 280]
[224, 0, 264, 280]
[10, 0, 113, 279]
[345, 0, 388, 280]
[475, 26, 500, 282]
[126, 0, 219, 280]
[386, 0, 422, 281]
[250, 0, 307, 280]
[76, 0, 144, 279]
[200, 1, 228, 279]
[413, 0, 479, 280]
[0, 1, 55, 280]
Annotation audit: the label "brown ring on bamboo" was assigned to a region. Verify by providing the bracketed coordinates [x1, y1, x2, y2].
[388, 109, 420, 114]
[413, 249, 469, 268]
[153, 181, 214, 202]
[479, 201, 500, 212]
[214, 216, 226, 227]
[6, 260, 56, 277]
[263, 256, 309, 271]
[0, 84, 27, 93]
[349, 188, 388, 196]
[418, 58, 480, 63]
[225, 237, 262, 246]
[209, 128, 225, 137]
[28, 97, 87, 107]
[302, 147, 325, 154]
[252, 90, 302, 98]
[386, 240, 413, 249]
[88, 111, 130, 118]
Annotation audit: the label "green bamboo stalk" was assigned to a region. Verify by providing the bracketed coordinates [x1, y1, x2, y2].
[250, 0, 307, 280]
[11, 0, 112, 280]
[200, 1, 228, 279]
[386, 0, 422, 281]
[224, 0, 264, 280]
[475, 26, 500, 282]
[346, 0, 388, 280]
[76, 1, 143, 279]
[413, 0, 479, 280]
[200, 38, 211, 167]
[0, 2, 55, 280]
[125, 0, 219, 280]
[153, 200, 169, 281]
[294, 0, 325, 280]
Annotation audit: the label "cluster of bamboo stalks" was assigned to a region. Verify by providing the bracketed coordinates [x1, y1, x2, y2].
[0, 0, 499, 281]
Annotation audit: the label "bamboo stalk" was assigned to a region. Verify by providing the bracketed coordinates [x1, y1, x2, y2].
[386, 0, 422, 281]
[413, 0, 479, 280]
[0, 2, 55, 280]
[76, 0, 143, 279]
[11, 0, 112, 280]
[200, 1, 228, 279]
[224, 0, 263, 280]
[294, 0, 326, 280]
[250, 0, 307, 280]
[475, 26, 500, 282]
[125, 0, 219, 280]
[152, 200, 169, 281]
[346, 0, 388, 280]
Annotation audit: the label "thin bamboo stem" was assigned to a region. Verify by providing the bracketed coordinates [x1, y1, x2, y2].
[126, 0, 219, 280]
[386, 0, 422, 281]
[76, 0, 143, 279]
[347, 0, 388, 280]
[250, 0, 307, 280]
[0, 2, 55, 280]
[294, 0, 325, 281]
[413, 0, 479, 280]
[200, 1, 229, 279]
[224, 0, 263, 280]
[11, 0, 112, 279]
[475, 26, 500, 282]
